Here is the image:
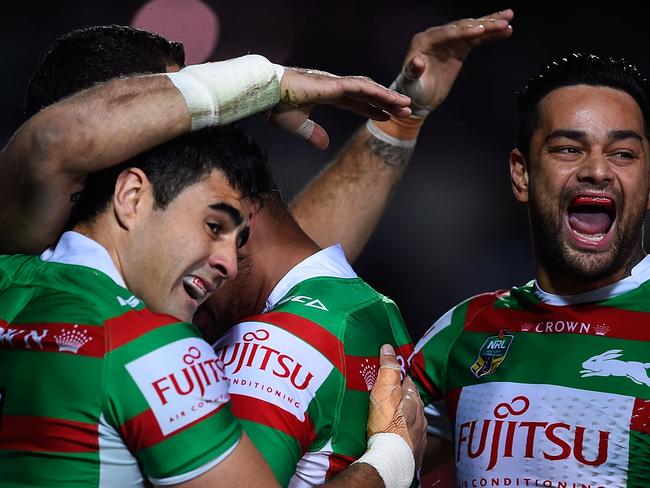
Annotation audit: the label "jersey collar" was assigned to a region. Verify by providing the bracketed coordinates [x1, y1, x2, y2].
[534, 254, 650, 306]
[264, 244, 357, 312]
[40, 231, 127, 288]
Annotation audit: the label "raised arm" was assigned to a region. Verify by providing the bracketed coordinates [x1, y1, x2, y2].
[291, 9, 514, 262]
[0, 56, 410, 254]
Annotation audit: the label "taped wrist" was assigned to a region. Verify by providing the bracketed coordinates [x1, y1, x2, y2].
[391, 72, 432, 118]
[166, 54, 285, 131]
[366, 115, 424, 148]
[353, 433, 415, 488]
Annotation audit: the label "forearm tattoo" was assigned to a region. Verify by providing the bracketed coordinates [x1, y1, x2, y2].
[364, 137, 414, 168]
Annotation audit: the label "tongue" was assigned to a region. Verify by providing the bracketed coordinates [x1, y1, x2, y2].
[568, 210, 612, 234]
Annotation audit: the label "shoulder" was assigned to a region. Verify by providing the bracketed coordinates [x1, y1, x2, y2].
[415, 289, 511, 351]
[272, 276, 395, 333]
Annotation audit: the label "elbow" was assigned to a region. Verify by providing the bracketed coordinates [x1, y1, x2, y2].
[23, 111, 75, 177]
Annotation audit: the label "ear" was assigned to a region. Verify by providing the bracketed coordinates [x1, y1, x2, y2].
[113, 168, 152, 230]
[510, 148, 529, 204]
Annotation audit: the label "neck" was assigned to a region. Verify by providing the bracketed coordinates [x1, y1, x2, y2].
[535, 244, 647, 295]
[248, 205, 321, 312]
[73, 218, 126, 284]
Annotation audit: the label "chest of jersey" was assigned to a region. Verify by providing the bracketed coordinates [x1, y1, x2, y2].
[445, 299, 650, 487]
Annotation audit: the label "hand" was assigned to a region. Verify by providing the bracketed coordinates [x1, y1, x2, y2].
[268, 68, 412, 149]
[367, 345, 425, 458]
[396, 9, 514, 116]
[401, 376, 427, 470]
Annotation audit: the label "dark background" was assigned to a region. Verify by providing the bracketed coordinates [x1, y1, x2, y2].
[2, 1, 649, 340]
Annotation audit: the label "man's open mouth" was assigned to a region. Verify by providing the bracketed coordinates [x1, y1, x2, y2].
[566, 195, 616, 244]
[182, 275, 214, 301]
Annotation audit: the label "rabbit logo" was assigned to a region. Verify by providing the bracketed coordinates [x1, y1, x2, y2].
[580, 349, 650, 387]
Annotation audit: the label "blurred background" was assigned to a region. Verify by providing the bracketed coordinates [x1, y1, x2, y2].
[3, 0, 650, 342]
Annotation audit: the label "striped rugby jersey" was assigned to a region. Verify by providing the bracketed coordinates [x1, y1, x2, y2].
[0, 232, 241, 487]
[213, 245, 414, 486]
[409, 255, 650, 488]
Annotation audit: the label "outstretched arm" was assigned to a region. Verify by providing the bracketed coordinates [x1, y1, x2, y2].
[0, 56, 410, 254]
[291, 9, 514, 262]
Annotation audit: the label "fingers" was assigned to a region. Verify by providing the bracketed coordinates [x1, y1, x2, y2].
[479, 8, 514, 22]
[377, 344, 402, 388]
[416, 11, 513, 47]
[367, 345, 412, 449]
[403, 56, 426, 81]
[335, 98, 391, 121]
[297, 120, 330, 150]
[401, 376, 427, 470]
[339, 78, 412, 117]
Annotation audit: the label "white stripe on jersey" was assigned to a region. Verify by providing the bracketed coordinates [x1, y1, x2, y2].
[289, 438, 334, 487]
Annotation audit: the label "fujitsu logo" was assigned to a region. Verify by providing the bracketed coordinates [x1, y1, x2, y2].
[54, 325, 92, 353]
[217, 329, 314, 390]
[152, 346, 226, 405]
[457, 396, 610, 471]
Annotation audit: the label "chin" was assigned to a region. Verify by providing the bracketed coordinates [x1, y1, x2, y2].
[562, 249, 620, 279]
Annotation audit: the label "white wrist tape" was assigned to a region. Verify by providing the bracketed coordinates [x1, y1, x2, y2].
[166, 55, 284, 131]
[366, 120, 417, 148]
[353, 433, 415, 488]
[391, 73, 431, 119]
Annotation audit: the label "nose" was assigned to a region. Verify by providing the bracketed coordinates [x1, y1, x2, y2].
[208, 236, 239, 281]
[576, 151, 614, 185]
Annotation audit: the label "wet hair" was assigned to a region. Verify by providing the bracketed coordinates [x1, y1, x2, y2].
[25, 24, 274, 228]
[516, 53, 650, 157]
[24, 24, 184, 117]
[66, 125, 274, 227]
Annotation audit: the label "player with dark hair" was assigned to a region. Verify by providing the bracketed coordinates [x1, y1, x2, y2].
[0, 24, 425, 488]
[288, 10, 650, 486]
[12, 23, 428, 487]
[24, 24, 185, 118]
[407, 51, 650, 486]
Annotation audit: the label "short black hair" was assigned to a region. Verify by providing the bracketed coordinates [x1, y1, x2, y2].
[67, 125, 274, 228]
[26, 24, 275, 229]
[516, 53, 650, 157]
[24, 24, 184, 117]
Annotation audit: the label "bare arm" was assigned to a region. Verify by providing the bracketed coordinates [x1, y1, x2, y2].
[291, 9, 514, 262]
[292, 126, 413, 262]
[170, 345, 424, 488]
[0, 74, 190, 254]
[322, 463, 384, 487]
[0, 59, 409, 255]
[167, 433, 281, 488]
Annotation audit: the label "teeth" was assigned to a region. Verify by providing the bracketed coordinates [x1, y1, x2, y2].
[193, 277, 207, 294]
[182, 276, 207, 300]
[574, 230, 606, 242]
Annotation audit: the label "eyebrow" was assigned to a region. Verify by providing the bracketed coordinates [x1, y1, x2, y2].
[545, 129, 644, 143]
[209, 203, 244, 227]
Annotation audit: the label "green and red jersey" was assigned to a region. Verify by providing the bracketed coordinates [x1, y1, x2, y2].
[409, 256, 650, 488]
[213, 246, 414, 486]
[0, 232, 241, 487]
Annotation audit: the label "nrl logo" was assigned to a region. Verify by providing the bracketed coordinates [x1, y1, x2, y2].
[470, 331, 514, 379]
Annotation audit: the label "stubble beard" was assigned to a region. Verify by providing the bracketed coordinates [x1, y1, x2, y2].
[528, 189, 645, 284]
